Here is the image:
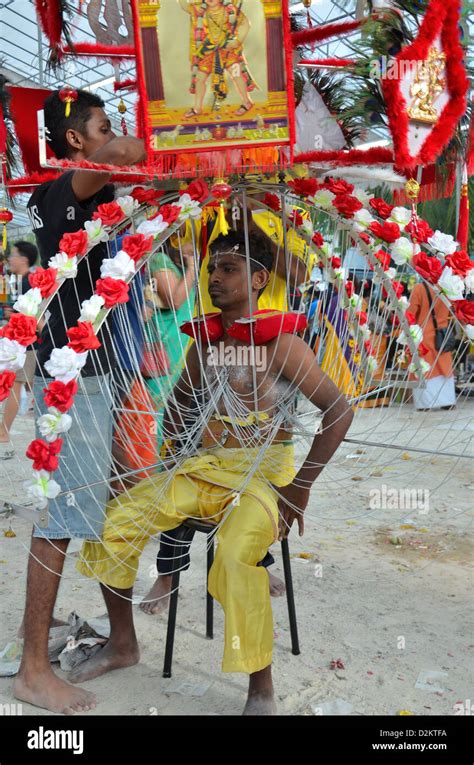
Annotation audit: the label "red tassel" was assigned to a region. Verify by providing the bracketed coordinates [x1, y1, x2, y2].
[456, 164, 469, 250]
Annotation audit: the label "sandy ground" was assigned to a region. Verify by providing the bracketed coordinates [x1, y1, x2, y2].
[0, 398, 472, 716]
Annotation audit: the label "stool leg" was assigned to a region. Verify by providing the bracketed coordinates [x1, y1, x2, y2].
[206, 535, 214, 639]
[163, 569, 181, 678]
[281, 538, 300, 655]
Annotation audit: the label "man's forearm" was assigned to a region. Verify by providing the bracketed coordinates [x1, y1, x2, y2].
[295, 404, 353, 489]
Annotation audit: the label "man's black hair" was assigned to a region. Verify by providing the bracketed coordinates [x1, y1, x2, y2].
[210, 230, 274, 274]
[13, 240, 38, 268]
[44, 90, 105, 159]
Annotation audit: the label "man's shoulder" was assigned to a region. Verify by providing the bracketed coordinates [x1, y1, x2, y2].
[27, 172, 73, 209]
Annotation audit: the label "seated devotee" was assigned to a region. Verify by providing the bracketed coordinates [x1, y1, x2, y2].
[74, 228, 353, 715]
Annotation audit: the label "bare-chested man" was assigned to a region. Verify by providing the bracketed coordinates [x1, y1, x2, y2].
[73, 228, 353, 714]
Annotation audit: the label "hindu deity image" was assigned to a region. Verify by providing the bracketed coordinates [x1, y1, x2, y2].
[178, 0, 258, 118]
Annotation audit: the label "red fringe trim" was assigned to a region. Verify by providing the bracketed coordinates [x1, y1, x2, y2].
[131, 0, 153, 160]
[293, 147, 394, 166]
[114, 79, 137, 92]
[34, 0, 62, 48]
[298, 58, 356, 68]
[62, 43, 135, 59]
[283, 0, 296, 164]
[382, 0, 468, 170]
[291, 19, 362, 47]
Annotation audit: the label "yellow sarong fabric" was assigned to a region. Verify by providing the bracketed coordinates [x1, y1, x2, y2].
[78, 443, 295, 674]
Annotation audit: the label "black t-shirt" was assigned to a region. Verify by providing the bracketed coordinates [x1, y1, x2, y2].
[27, 172, 116, 377]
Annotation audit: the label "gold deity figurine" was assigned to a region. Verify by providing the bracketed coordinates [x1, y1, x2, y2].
[407, 46, 446, 124]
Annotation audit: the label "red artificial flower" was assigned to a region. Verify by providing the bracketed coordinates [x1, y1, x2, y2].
[288, 210, 304, 227]
[418, 342, 430, 357]
[152, 204, 181, 225]
[66, 322, 101, 353]
[131, 187, 164, 206]
[185, 179, 209, 202]
[359, 232, 371, 245]
[345, 281, 355, 297]
[356, 311, 367, 325]
[405, 217, 433, 243]
[405, 310, 417, 326]
[369, 220, 401, 243]
[369, 197, 394, 219]
[26, 437, 63, 472]
[1, 313, 37, 346]
[445, 250, 474, 278]
[312, 232, 324, 247]
[330, 256, 341, 269]
[383, 280, 404, 299]
[92, 201, 125, 227]
[59, 229, 89, 258]
[325, 178, 354, 196]
[455, 300, 474, 326]
[262, 193, 281, 212]
[0, 371, 16, 402]
[121, 233, 154, 264]
[29, 267, 58, 298]
[412, 252, 443, 284]
[332, 194, 363, 219]
[364, 340, 374, 354]
[373, 249, 391, 271]
[43, 379, 78, 412]
[288, 178, 319, 197]
[95, 277, 130, 308]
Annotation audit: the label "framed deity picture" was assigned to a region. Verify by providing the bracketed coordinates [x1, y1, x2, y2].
[131, 0, 295, 176]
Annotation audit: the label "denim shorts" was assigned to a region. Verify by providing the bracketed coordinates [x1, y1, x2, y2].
[32, 374, 113, 540]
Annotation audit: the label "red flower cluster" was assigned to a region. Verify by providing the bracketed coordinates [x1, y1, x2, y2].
[369, 198, 393, 219]
[445, 250, 474, 277]
[325, 178, 354, 196]
[312, 232, 324, 247]
[288, 178, 319, 197]
[185, 179, 209, 202]
[92, 201, 125, 227]
[332, 194, 363, 219]
[152, 204, 181, 225]
[412, 252, 443, 284]
[43, 380, 78, 412]
[345, 281, 355, 297]
[405, 217, 433, 243]
[59, 230, 89, 258]
[26, 438, 63, 472]
[121, 233, 154, 263]
[373, 249, 391, 271]
[66, 322, 101, 353]
[1, 313, 37, 346]
[262, 193, 281, 212]
[29, 267, 58, 298]
[455, 300, 474, 325]
[95, 277, 130, 308]
[369, 220, 401, 243]
[331, 256, 341, 268]
[0, 371, 16, 402]
[131, 187, 165, 206]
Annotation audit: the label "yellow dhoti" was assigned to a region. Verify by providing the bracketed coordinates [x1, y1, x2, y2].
[78, 443, 295, 674]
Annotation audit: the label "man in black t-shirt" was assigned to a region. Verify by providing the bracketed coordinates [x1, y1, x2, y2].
[13, 90, 145, 715]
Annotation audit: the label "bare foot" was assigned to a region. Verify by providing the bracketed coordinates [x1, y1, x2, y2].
[268, 571, 285, 598]
[13, 669, 96, 715]
[139, 575, 172, 616]
[17, 615, 68, 639]
[68, 640, 139, 684]
[243, 692, 277, 716]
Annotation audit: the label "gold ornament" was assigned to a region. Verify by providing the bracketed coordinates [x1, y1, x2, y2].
[407, 47, 446, 124]
[405, 178, 420, 201]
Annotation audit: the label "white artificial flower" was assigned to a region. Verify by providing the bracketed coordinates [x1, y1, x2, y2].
[390, 237, 420, 265]
[464, 324, 474, 341]
[353, 208, 375, 231]
[311, 188, 336, 210]
[26, 470, 61, 509]
[361, 325, 372, 340]
[353, 188, 371, 206]
[397, 324, 423, 347]
[48, 253, 78, 279]
[13, 287, 42, 316]
[136, 216, 169, 237]
[408, 358, 431, 377]
[79, 294, 105, 323]
[366, 355, 379, 374]
[398, 295, 409, 311]
[38, 408, 73, 443]
[438, 266, 465, 301]
[301, 218, 313, 236]
[389, 206, 412, 228]
[373, 267, 396, 286]
[333, 267, 347, 281]
[44, 346, 88, 383]
[427, 230, 458, 255]
[320, 242, 330, 256]
[100, 250, 135, 280]
[464, 269, 474, 293]
[177, 193, 202, 220]
[84, 219, 109, 245]
[348, 293, 364, 311]
[0, 338, 26, 372]
[116, 195, 139, 217]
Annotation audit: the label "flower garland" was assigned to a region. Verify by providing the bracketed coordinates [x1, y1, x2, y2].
[0, 181, 206, 509]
